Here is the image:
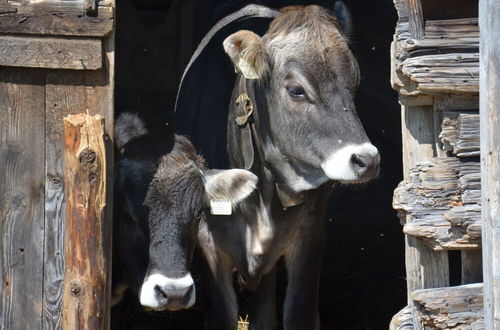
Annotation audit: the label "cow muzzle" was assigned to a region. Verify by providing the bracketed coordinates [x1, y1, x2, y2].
[321, 143, 380, 183]
[139, 273, 196, 311]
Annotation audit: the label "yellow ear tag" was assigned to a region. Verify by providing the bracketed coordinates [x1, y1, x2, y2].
[238, 57, 259, 80]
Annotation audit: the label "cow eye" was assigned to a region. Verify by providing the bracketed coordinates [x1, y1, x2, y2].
[195, 209, 203, 220]
[286, 85, 306, 99]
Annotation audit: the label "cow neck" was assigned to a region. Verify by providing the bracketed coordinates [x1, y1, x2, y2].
[234, 76, 304, 208]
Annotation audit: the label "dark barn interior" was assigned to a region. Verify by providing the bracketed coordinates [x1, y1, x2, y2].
[114, 0, 405, 329]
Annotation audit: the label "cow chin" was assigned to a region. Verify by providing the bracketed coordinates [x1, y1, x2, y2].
[320, 143, 380, 184]
[139, 273, 196, 311]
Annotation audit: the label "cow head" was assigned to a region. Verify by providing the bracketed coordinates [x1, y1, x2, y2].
[139, 136, 257, 311]
[223, 3, 380, 192]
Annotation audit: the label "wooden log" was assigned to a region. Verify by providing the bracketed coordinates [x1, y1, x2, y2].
[412, 283, 484, 329]
[393, 157, 482, 250]
[391, 13, 479, 96]
[479, 0, 500, 327]
[390, 305, 417, 330]
[0, 35, 102, 70]
[440, 113, 480, 157]
[62, 114, 111, 330]
[0, 4, 114, 37]
[0, 67, 46, 330]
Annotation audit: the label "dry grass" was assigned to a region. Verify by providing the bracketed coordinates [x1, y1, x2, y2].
[237, 315, 250, 330]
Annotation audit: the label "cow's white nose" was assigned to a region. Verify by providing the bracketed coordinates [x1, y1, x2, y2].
[321, 143, 380, 182]
[140, 273, 196, 311]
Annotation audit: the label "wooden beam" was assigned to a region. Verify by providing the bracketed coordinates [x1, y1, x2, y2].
[479, 0, 500, 327]
[62, 114, 111, 330]
[406, 0, 424, 40]
[0, 4, 114, 37]
[412, 283, 484, 329]
[0, 36, 102, 70]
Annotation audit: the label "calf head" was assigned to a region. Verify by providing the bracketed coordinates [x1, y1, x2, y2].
[223, 3, 380, 192]
[139, 136, 257, 311]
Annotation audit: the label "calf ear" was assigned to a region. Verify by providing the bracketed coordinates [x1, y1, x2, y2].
[223, 30, 268, 80]
[333, 1, 353, 37]
[204, 169, 258, 205]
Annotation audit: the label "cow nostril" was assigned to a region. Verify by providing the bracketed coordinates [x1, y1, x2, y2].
[155, 285, 168, 299]
[351, 154, 366, 168]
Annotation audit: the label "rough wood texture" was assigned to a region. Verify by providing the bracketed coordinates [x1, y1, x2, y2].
[42, 69, 110, 328]
[390, 305, 417, 330]
[406, 0, 424, 39]
[440, 113, 480, 157]
[62, 114, 111, 330]
[392, 1, 479, 96]
[394, 157, 481, 250]
[479, 0, 500, 327]
[0, 4, 114, 37]
[0, 68, 46, 330]
[412, 283, 484, 329]
[0, 35, 102, 70]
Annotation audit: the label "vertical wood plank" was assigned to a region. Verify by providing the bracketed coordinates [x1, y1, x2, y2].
[401, 105, 449, 303]
[62, 114, 110, 330]
[0, 67, 46, 330]
[461, 250, 483, 284]
[480, 0, 500, 327]
[406, 0, 424, 40]
[43, 39, 114, 327]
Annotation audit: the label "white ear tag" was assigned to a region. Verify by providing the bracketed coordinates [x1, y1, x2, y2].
[210, 200, 232, 215]
[238, 57, 259, 80]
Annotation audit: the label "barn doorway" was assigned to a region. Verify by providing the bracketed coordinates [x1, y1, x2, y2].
[114, 0, 405, 329]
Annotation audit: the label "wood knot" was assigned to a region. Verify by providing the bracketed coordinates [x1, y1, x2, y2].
[79, 149, 97, 168]
[50, 176, 63, 189]
[70, 282, 82, 296]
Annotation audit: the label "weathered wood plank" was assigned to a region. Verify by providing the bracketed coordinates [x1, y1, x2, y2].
[394, 157, 482, 250]
[0, 35, 102, 70]
[62, 113, 111, 330]
[0, 68, 46, 330]
[479, 0, 500, 327]
[412, 283, 484, 329]
[0, 4, 114, 37]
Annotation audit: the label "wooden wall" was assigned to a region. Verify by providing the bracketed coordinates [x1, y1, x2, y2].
[0, 1, 114, 329]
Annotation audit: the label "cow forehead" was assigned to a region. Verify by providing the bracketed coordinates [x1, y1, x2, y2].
[266, 31, 358, 86]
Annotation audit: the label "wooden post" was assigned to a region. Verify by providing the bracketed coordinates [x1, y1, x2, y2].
[406, 0, 424, 40]
[480, 0, 500, 328]
[401, 104, 449, 303]
[62, 114, 111, 330]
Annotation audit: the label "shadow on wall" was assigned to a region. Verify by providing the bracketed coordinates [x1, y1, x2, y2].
[115, 0, 405, 329]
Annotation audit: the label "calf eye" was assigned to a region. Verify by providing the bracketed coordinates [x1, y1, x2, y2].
[195, 209, 203, 220]
[286, 85, 306, 99]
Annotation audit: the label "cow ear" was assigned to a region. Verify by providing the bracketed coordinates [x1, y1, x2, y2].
[333, 1, 353, 37]
[223, 30, 268, 80]
[204, 169, 258, 205]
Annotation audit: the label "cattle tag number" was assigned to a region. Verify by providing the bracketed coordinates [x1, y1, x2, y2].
[210, 200, 232, 215]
